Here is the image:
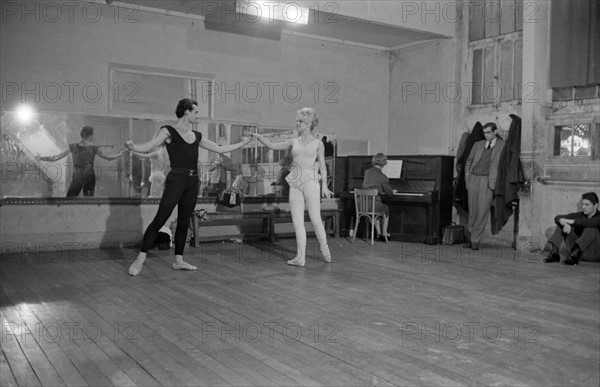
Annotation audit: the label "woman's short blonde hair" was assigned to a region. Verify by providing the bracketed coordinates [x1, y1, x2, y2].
[297, 108, 319, 130]
[372, 153, 387, 167]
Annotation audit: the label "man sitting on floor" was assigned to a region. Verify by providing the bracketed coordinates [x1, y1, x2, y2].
[544, 191, 600, 265]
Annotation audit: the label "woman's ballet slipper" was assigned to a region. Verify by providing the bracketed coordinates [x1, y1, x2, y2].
[128, 258, 145, 276]
[286, 256, 305, 267]
[172, 261, 197, 271]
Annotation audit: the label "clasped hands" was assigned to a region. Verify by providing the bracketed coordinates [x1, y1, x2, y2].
[558, 218, 574, 233]
[124, 140, 135, 152]
[242, 134, 256, 145]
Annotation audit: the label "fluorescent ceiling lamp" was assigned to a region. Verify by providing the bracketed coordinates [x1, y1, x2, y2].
[236, 1, 309, 25]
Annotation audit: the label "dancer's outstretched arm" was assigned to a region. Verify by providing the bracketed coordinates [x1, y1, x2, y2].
[125, 128, 169, 153]
[36, 149, 69, 162]
[200, 136, 254, 154]
[97, 148, 125, 161]
[130, 150, 160, 160]
[255, 134, 292, 150]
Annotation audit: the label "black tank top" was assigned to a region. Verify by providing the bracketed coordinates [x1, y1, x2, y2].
[163, 126, 202, 170]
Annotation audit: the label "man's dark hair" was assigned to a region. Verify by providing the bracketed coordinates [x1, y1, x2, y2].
[482, 122, 497, 132]
[582, 192, 599, 205]
[80, 126, 94, 139]
[175, 98, 198, 118]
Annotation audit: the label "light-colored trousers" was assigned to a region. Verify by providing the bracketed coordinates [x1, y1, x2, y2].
[467, 174, 494, 244]
[289, 180, 329, 259]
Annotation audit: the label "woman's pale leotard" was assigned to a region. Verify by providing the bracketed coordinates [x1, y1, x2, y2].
[286, 138, 321, 191]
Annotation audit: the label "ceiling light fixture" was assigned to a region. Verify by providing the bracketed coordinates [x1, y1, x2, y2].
[15, 104, 35, 125]
[236, 1, 309, 25]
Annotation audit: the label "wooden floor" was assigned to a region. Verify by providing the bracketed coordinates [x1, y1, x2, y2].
[1, 238, 599, 386]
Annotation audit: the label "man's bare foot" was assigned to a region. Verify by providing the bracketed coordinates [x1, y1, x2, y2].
[172, 261, 197, 271]
[129, 257, 145, 276]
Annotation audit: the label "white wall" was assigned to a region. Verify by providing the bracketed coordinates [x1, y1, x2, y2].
[0, 2, 390, 151]
[388, 39, 456, 155]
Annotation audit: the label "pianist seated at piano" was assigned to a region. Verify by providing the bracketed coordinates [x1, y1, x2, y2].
[362, 153, 394, 241]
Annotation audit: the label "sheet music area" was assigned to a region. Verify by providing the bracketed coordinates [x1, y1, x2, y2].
[337, 155, 454, 244]
[381, 160, 404, 181]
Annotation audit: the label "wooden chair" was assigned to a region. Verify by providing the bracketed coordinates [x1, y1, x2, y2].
[352, 189, 388, 245]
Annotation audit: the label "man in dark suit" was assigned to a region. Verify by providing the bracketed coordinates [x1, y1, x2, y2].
[544, 191, 600, 265]
[464, 122, 505, 250]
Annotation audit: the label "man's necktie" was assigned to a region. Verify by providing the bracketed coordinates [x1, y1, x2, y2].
[486, 141, 491, 149]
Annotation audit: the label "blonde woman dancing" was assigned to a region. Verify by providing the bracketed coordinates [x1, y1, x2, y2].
[255, 108, 333, 266]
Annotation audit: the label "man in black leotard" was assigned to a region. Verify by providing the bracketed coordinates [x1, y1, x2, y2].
[36, 126, 123, 196]
[126, 98, 254, 276]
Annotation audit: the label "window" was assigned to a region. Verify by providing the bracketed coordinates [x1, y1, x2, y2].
[272, 149, 287, 163]
[550, 1, 600, 101]
[242, 147, 256, 164]
[109, 64, 214, 120]
[256, 146, 269, 164]
[469, 0, 523, 105]
[553, 86, 600, 101]
[553, 123, 600, 158]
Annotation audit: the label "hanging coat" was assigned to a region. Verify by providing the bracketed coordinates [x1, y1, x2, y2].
[492, 114, 525, 233]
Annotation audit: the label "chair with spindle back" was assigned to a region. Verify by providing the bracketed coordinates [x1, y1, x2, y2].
[352, 189, 388, 245]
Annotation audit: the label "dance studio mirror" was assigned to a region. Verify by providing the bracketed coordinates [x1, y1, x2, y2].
[198, 125, 337, 200]
[1, 109, 334, 200]
[199, 124, 296, 200]
[1, 110, 131, 198]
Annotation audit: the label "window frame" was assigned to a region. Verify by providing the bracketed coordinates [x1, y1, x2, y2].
[468, 31, 523, 106]
[468, 0, 523, 107]
[108, 63, 215, 121]
[547, 109, 600, 161]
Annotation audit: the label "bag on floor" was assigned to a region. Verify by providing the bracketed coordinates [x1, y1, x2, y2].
[442, 222, 465, 245]
[216, 189, 241, 211]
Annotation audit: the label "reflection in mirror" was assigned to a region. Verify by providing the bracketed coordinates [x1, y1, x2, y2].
[315, 132, 337, 192]
[199, 123, 246, 199]
[128, 119, 166, 198]
[1, 109, 336, 200]
[128, 119, 169, 198]
[197, 124, 298, 201]
[252, 126, 296, 199]
[1, 110, 128, 198]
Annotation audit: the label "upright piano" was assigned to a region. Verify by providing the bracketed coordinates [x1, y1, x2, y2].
[339, 155, 454, 244]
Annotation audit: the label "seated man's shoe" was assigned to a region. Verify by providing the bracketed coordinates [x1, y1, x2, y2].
[543, 253, 560, 263]
[471, 243, 480, 251]
[563, 246, 582, 266]
[463, 242, 472, 248]
[544, 245, 560, 263]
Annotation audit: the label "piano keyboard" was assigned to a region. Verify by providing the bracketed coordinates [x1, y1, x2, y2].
[394, 192, 425, 197]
